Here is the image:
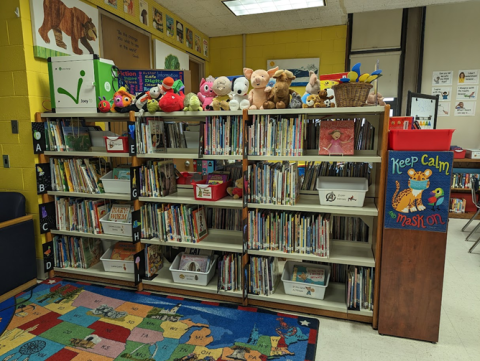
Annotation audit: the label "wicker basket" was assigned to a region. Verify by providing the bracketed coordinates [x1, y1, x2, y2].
[332, 82, 373, 107]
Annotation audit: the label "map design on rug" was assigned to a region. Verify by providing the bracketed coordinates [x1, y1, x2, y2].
[0, 279, 318, 361]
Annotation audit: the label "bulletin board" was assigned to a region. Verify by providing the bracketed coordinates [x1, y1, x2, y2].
[101, 14, 151, 70]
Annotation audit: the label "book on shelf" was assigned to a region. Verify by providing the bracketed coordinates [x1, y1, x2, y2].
[204, 115, 243, 156]
[451, 173, 479, 189]
[108, 204, 133, 223]
[319, 120, 354, 155]
[247, 115, 303, 156]
[50, 158, 106, 194]
[206, 207, 242, 231]
[55, 197, 112, 234]
[248, 256, 278, 296]
[113, 166, 131, 180]
[53, 235, 103, 269]
[292, 265, 326, 286]
[217, 253, 242, 292]
[247, 161, 299, 205]
[139, 161, 177, 197]
[449, 198, 466, 213]
[135, 118, 167, 154]
[140, 203, 208, 243]
[110, 242, 136, 261]
[207, 173, 229, 185]
[331, 216, 369, 243]
[347, 265, 374, 311]
[248, 210, 330, 256]
[165, 122, 188, 148]
[178, 253, 211, 272]
[144, 244, 163, 278]
[62, 124, 92, 152]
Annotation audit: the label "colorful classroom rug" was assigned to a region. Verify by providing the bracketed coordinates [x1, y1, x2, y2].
[0, 279, 318, 361]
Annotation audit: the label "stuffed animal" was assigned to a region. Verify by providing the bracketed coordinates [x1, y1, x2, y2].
[184, 93, 203, 111]
[244, 66, 278, 109]
[301, 71, 320, 104]
[227, 177, 243, 199]
[289, 92, 303, 109]
[302, 94, 317, 108]
[212, 76, 232, 111]
[112, 87, 134, 112]
[160, 77, 175, 95]
[98, 97, 111, 113]
[159, 89, 185, 112]
[264, 69, 296, 109]
[198, 76, 215, 110]
[317, 90, 335, 108]
[147, 99, 160, 113]
[229, 76, 250, 111]
[367, 91, 385, 106]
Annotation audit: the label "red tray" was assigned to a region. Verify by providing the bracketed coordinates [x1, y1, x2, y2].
[104, 136, 128, 153]
[453, 149, 466, 159]
[192, 180, 231, 201]
[388, 129, 455, 151]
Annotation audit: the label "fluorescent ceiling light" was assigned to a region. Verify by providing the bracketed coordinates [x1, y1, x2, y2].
[223, 0, 326, 16]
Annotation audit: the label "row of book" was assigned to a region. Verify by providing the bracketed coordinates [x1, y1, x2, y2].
[217, 253, 242, 291]
[331, 216, 369, 243]
[49, 158, 106, 194]
[206, 208, 242, 231]
[204, 116, 244, 155]
[138, 161, 177, 197]
[347, 265, 374, 311]
[248, 210, 331, 256]
[247, 115, 304, 156]
[140, 203, 208, 243]
[43, 120, 93, 152]
[55, 197, 111, 234]
[53, 236, 103, 269]
[450, 198, 466, 213]
[248, 256, 278, 296]
[247, 162, 299, 205]
[135, 119, 188, 154]
[300, 161, 371, 191]
[451, 173, 478, 189]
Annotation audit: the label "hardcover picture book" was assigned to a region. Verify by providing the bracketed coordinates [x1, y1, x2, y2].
[108, 204, 132, 223]
[149, 120, 166, 153]
[62, 125, 92, 152]
[83, 238, 104, 268]
[178, 254, 210, 273]
[192, 206, 208, 242]
[207, 173, 228, 185]
[110, 242, 136, 261]
[292, 265, 326, 286]
[159, 162, 177, 197]
[145, 244, 163, 278]
[113, 167, 131, 180]
[319, 120, 354, 155]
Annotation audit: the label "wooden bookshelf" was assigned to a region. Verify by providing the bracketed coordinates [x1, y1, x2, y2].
[50, 229, 132, 242]
[47, 191, 131, 200]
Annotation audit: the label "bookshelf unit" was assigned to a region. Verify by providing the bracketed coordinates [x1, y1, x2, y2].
[36, 106, 389, 328]
[449, 158, 480, 219]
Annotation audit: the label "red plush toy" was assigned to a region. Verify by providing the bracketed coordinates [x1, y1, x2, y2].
[159, 89, 185, 112]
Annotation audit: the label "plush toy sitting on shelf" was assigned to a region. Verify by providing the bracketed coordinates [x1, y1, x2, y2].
[160, 77, 175, 95]
[302, 94, 317, 108]
[244, 66, 278, 109]
[98, 96, 111, 113]
[197, 76, 215, 110]
[159, 89, 185, 112]
[263, 69, 296, 109]
[183, 93, 203, 111]
[317, 90, 335, 108]
[111, 87, 134, 112]
[147, 99, 160, 113]
[227, 177, 243, 199]
[212, 76, 232, 111]
[289, 92, 303, 109]
[229, 76, 250, 111]
[301, 71, 321, 104]
[366, 91, 385, 106]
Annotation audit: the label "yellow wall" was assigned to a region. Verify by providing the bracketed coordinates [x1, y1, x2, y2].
[209, 26, 347, 94]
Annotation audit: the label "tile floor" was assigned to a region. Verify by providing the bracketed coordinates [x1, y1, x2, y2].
[317, 219, 480, 360]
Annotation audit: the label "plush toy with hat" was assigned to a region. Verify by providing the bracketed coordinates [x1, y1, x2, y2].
[212, 76, 232, 111]
[197, 76, 215, 110]
[229, 76, 250, 111]
[243, 66, 278, 109]
[160, 77, 175, 94]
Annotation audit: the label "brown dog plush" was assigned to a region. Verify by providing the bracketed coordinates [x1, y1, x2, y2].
[302, 94, 317, 108]
[263, 70, 296, 109]
[317, 90, 335, 108]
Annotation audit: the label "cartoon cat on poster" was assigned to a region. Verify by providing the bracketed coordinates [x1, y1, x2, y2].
[384, 151, 453, 233]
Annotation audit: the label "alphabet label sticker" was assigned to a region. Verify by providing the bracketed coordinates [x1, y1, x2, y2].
[384, 151, 453, 233]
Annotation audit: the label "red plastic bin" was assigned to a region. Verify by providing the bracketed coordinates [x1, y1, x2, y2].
[177, 172, 205, 185]
[388, 129, 455, 151]
[104, 136, 128, 153]
[453, 149, 466, 159]
[192, 180, 231, 201]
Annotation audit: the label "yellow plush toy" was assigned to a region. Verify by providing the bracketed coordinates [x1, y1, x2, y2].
[227, 177, 243, 199]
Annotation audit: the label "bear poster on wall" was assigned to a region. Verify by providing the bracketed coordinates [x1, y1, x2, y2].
[384, 151, 453, 233]
[139, 0, 149, 26]
[30, 0, 100, 59]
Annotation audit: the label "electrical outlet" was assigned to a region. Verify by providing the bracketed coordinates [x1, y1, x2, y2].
[3, 155, 10, 168]
[11, 120, 18, 134]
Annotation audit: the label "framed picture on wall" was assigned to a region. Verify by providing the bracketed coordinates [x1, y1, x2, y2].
[153, 7, 163, 32]
[139, 0, 149, 26]
[166, 15, 174, 37]
[406, 91, 439, 129]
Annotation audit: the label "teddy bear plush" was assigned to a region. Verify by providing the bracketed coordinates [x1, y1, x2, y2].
[197, 76, 215, 110]
[212, 76, 232, 111]
[302, 94, 317, 108]
[243, 66, 278, 109]
[301, 71, 320, 104]
[227, 177, 243, 199]
[264, 69, 296, 109]
[317, 90, 335, 108]
[289, 92, 303, 109]
[229, 76, 250, 111]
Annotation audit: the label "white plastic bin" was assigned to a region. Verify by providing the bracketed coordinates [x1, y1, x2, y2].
[100, 246, 134, 273]
[101, 171, 130, 194]
[169, 252, 218, 286]
[100, 212, 132, 236]
[316, 176, 368, 207]
[282, 261, 331, 300]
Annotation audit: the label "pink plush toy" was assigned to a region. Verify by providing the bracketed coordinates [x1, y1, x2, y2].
[197, 75, 215, 111]
[243, 67, 279, 109]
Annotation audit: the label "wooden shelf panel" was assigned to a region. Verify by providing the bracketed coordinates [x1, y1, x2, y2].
[141, 229, 243, 253]
[248, 106, 385, 116]
[139, 189, 242, 208]
[44, 151, 130, 158]
[451, 188, 474, 193]
[448, 211, 479, 219]
[138, 111, 244, 118]
[248, 241, 375, 267]
[453, 158, 480, 164]
[247, 155, 381, 163]
[51, 229, 132, 242]
[54, 263, 133, 282]
[41, 112, 129, 119]
[48, 191, 131, 200]
[137, 153, 243, 160]
[248, 196, 378, 216]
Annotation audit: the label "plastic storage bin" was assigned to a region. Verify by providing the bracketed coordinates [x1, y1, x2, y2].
[169, 252, 218, 286]
[177, 172, 205, 185]
[453, 149, 466, 159]
[281, 261, 331, 300]
[388, 129, 454, 151]
[104, 136, 128, 153]
[192, 180, 231, 201]
[100, 212, 132, 236]
[316, 177, 368, 207]
[100, 171, 130, 194]
[100, 246, 134, 273]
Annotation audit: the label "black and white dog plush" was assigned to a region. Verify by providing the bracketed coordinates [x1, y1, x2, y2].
[229, 76, 250, 111]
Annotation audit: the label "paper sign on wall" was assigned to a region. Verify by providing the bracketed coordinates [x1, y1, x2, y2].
[458, 70, 479, 84]
[454, 101, 476, 116]
[432, 87, 452, 101]
[437, 102, 450, 117]
[432, 71, 453, 86]
[456, 85, 478, 100]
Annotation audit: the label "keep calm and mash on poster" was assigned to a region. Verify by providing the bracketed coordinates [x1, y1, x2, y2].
[384, 151, 453, 233]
